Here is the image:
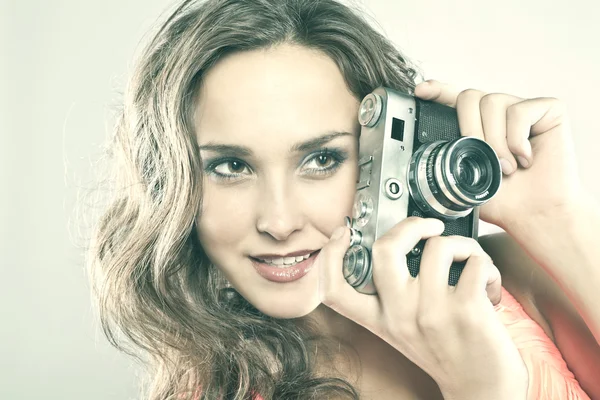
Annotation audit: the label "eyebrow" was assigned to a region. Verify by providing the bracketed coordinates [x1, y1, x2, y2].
[198, 131, 354, 156]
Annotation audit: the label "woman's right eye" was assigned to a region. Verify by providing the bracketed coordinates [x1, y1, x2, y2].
[206, 159, 252, 181]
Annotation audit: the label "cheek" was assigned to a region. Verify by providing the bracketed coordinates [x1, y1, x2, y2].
[303, 170, 356, 230]
[196, 183, 254, 248]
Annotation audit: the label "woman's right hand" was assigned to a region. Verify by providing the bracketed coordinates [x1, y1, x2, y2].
[316, 216, 528, 400]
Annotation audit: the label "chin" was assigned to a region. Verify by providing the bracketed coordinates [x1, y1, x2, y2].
[241, 289, 321, 319]
[263, 301, 319, 319]
[227, 262, 323, 319]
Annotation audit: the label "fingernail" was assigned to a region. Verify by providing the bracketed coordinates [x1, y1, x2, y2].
[331, 226, 346, 240]
[517, 156, 530, 168]
[499, 158, 514, 175]
[522, 140, 532, 158]
[435, 219, 445, 231]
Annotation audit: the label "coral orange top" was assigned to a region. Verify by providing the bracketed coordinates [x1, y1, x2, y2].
[189, 287, 590, 399]
[495, 287, 589, 399]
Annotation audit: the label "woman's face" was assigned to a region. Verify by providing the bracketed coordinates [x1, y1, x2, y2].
[195, 44, 360, 318]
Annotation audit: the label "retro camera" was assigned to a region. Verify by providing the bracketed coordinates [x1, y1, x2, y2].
[343, 87, 502, 294]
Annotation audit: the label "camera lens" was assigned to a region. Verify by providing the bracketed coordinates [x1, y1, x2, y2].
[445, 137, 499, 204]
[453, 148, 493, 195]
[457, 156, 480, 185]
[407, 137, 501, 219]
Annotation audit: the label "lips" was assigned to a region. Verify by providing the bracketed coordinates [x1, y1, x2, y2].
[250, 250, 320, 283]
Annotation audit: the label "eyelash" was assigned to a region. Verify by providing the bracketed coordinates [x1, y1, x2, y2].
[204, 148, 348, 182]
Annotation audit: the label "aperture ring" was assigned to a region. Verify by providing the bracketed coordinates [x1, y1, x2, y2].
[409, 143, 472, 219]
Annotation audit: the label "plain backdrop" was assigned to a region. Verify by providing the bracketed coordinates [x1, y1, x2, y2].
[2, 0, 599, 399]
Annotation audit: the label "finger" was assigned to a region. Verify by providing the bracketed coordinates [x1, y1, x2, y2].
[485, 263, 502, 306]
[417, 236, 491, 309]
[414, 79, 460, 107]
[375, 216, 446, 256]
[371, 217, 445, 304]
[479, 93, 523, 175]
[317, 226, 380, 330]
[505, 97, 566, 169]
[454, 255, 503, 305]
[456, 89, 486, 140]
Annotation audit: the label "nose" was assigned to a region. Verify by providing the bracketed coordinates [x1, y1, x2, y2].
[255, 177, 305, 241]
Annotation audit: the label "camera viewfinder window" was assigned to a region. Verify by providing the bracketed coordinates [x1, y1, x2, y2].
[391, 118, 405, 142]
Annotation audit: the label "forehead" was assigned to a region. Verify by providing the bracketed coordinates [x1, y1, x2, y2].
[195, 44, 360, 145]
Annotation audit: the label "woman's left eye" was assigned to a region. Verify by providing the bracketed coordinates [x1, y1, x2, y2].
[300, 150, 347, 176]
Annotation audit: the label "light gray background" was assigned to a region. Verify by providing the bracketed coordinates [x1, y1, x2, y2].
[2, 0, 599, 399]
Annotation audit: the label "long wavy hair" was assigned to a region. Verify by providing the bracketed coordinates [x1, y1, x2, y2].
[87, 0, 420, 398]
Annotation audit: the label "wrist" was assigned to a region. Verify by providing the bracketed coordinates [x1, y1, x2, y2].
[504, 192, 598, 241]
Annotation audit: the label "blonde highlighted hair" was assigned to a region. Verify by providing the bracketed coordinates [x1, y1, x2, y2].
[87, 0, 419, 398]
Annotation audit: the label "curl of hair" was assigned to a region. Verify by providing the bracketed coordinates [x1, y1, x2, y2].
[87, 0, 420, 398]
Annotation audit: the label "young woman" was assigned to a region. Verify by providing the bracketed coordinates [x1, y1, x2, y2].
[87, 0, 600, 398]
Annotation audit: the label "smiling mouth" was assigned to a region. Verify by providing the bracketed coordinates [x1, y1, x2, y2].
[249, 250, 321, 283]
[250, 251, 319, 268]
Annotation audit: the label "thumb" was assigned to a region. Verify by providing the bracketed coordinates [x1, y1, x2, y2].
[330, 226, 348, 242]
[316, 226, 351, 303]
[316, 225, 380, 328]
[414, 80, 460, 107]
[316, 226, 351, 276]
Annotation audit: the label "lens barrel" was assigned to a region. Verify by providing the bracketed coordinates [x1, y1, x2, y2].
[407, 137, 501, 219]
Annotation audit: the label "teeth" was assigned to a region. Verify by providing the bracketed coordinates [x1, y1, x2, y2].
[271, 258, 284, 265]
[257, 253, 312, 267]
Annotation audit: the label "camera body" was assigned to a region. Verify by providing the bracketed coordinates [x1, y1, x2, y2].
[343, 87, 502, 294]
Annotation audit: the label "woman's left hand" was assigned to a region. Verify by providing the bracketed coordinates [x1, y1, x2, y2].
[414, 80, 583, 230]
